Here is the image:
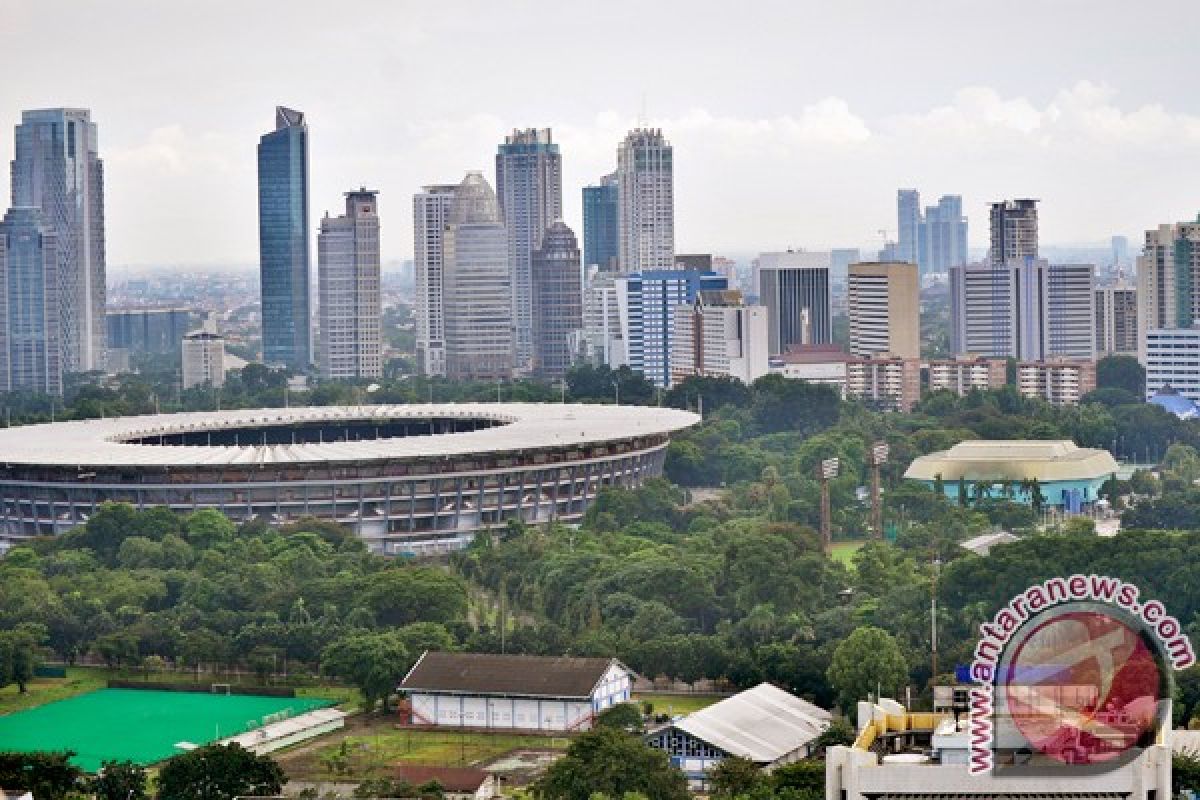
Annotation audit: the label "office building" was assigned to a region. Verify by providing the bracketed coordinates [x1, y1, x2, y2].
[670, 290, 769, 386]
[949, 259, 1095, 360]
[1146, 328, 1200, 401]
[181, 330, 226, 389]
[616, 129, 674, 272]
[846, 355, 921, 412]
[927, 356, 1007, 396]
[106, 309, 197, 355]
[413, 183, 457, 377]
[920, 194, 968, 273]
[443, 172, 513, 381]
[1016, 358, 1096, 406]
[618, 269, 727, 388]
[847, 261, 919, 359]
[989, 198, 1039, 263]
[530, 220, 582, 379]
[11, 108, 106, 373]
[496, 128, 562, 369]
[1095, 284, 1138, 355]
[257, 106, 311, 369]
[582, 174, 618, 271]
[575, 270, 625, 367]
[0, 208, 61, 394]
[896, 189, 921, 265]
[317, 189, 382, 380]
[1136, 218, 1200, 368]
[756, 251, 832, 354]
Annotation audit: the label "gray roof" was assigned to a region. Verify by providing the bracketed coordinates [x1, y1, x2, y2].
[0, 403, 698, 468]
[673, 683, 831, 764]
[959, 531, 1020, 556]
[400, 651, 626, 699]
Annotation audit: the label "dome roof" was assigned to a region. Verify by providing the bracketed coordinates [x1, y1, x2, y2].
[452, 171, 501, 226]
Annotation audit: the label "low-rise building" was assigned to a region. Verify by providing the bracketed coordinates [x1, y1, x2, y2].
[392, 766, 496, 800]
[769, 345, 848, 396]
[399, 651, 632, 732]
[927, 355, 1007, 395]
[846, 355, 921, 412]
[181, 330, 225, 389]
[645, 683, 831, 790]
[669, 290, 769, 386]
[1016, 358, 1096, 406]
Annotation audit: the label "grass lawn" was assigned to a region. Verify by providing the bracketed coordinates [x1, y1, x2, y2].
[632, 693, 722, 715]
[830, 540, 865, 567]
[0, 671, 106, 715]
[275, 716, 568, 780]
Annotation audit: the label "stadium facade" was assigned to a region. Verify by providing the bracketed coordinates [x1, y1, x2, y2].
[0, 403, 698, 555]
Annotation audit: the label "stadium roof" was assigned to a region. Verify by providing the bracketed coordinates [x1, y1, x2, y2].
[671, 683, 831, 764]
[904, 440, 1118, 483]
[399, 651, 626, 699]
[0, 403, 698, 468]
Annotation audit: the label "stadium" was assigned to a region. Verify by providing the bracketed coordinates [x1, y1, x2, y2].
[0, 403, 698, 555]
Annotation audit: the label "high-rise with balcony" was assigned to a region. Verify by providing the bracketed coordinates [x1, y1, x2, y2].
[318, 189, 382, 380]
[847, 261, 920, 359]
[413, 183, 457, 377]
[530, 220, 582, 380]
[443, 172, 513, 380]
[989, 198, 1039, 264]
[1095, 283, 1138, 356]
[11, 108, 106, 374]
[496, 128, 562, 370]
[0, 208, 61, 394]
[257, 106, 311, 369]
[617, 129, 674, 272]
[582, 174, 618, 270]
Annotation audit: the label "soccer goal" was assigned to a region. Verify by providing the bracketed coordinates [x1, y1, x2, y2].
[211, 683, 232, 695]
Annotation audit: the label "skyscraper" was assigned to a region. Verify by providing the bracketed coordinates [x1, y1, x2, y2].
[582, 173, 618, 270]
[618, 269, 727, 388]
[0, 208, 61, 394]
[755, 251, 832, 354]
[443, 172, 513, 380]
[257, 106, 311, 369]
[496, 128, 562, 370]
[531, 220, 582, 379]
[11, 108, 106, 373]
[989, 199, 1039, 264]
[413, 184, 457, 377]
[1137, 219, 1200, 337]
[920, 195, 968, 273]
[617, 129, 674, 272]
[896, 189, 921, 265]
[847, 261, 920, 359]
[1095, 284, 1138, 356]
[318, 189, 382, 380]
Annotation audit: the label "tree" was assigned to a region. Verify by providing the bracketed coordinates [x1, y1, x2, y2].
[320, 632, 410, 712]
[93, 760, 148, 800]
[1097, 355, 1146, 398]
[826, 626, 909, 711]
[0, 629, 40, 692]
[533, 728, 688, 800]
[157, 744, 285, 800]
[594, 702, 645, 733]
[706, 756, 764, 797]
[0, 752, 84, 800]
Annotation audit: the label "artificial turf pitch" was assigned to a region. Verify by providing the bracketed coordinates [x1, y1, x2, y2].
[0, 688, 333, 771]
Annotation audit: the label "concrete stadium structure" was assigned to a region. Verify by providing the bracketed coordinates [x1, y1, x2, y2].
[0, 403, 698, 555]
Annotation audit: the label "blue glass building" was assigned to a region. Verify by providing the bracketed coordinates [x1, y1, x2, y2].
[0, 207, 62, 394]
[582, 174, 618, 270]
[257, 107, 311, 369]
[621, 269, 728, 388]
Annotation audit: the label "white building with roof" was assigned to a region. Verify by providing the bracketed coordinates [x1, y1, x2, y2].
[644, 683, 831, 789]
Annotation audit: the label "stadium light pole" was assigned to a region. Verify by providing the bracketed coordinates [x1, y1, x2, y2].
[818, 457, 839, 553]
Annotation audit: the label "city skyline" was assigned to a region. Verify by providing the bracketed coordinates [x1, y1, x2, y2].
[5, 1, 1200, 267]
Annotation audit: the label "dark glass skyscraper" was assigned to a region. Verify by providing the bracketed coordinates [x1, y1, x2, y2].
[531, 220, 582, 379]
[257, 106, 311, 368]
[0, 207, 61, 394]
[582, 173, 618, 270]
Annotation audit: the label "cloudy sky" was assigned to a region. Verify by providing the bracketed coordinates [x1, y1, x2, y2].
[3, 0, 1199, 268]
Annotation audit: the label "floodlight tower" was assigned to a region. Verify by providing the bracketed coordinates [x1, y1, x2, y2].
[818, 457, 840, 553]
[869, 441, 889, 539]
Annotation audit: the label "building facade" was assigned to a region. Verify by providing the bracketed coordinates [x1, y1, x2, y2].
[496, 129, 562, 370]
[413, 184, 457, 377]
[989, 198, 1039, 264]
[0, 208, 61, 394]
[618, 269, 727, 388]
[669, 290, 769, 386]
[1016, 358, 1097, 406]
[317, 189, 382, 380]
[181, 330, 226, 389]
[257, 106, 311, 369]
[443, 173, 513, 381]
[1136, 218, 1200, 365]
[921, 194, 968, 274]
[616, 129, 674, 272]
[769, 345, 848, 396]
[530, 220, 582, 379]
[896, 189, 921, 266]
[927, 356, 1007, 396]
[106, 309, 197, 355]
[1145, 327, 1200, 401]
[575, 270, 625, 367]
[1095, 284, 1138, 355]
[11, 108, 106, 373]
[756, 251, 832, 354]
[582, 174, 618, 271]
[846, 355, 921, 412]
[847, 261, 919, 359]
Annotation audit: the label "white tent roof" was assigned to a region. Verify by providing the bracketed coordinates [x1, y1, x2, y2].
[674, 683, 831, 764]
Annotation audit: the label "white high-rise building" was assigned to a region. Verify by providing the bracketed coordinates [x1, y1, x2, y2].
[576, 269, 625, 367]
[413, 184, 457, 377]
[1146, 328, 1200, 400]
[669, 290, 769, 386]
[496, 128, 562, 370]
[182, 330, 226, 389]
[11, 109, 106, 373]
[443, 172, 513, 380]
[616, 129, 674, 272]
[318, 189, 382, 380]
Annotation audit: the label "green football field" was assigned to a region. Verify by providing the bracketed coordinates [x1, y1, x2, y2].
[0, 688, 333, 771]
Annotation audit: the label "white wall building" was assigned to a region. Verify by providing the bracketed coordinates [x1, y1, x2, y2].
[670, 290, 768, 386]
[1145, 327, 1200, 401]
[400, 651, 632, 732]
[181, 330, 225, 389]
[616, 129, 674, 272]
[575, 269, 626, 367]
[317, 189, 382, 380]
[413, 183, 457, 377]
